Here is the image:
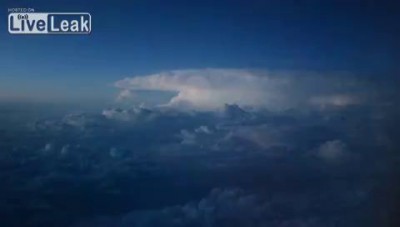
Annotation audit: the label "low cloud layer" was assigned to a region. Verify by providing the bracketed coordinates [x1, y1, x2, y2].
[115, 69, 373, 111]
[74, 188, 334, 227]
[1, 82, 399, 226]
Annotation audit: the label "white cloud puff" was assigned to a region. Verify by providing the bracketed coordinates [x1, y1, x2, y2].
[316, 140, 348, 162]
[102, 107, 156, 122]
[116, 89, 134, 102]
[115, 69, 366, 111]
[43, 143, 53, 152]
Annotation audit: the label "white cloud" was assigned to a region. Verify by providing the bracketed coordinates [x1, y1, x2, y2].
[116, 89, 134, 102]
[115, 69, 367, 111]
[316, 140, 348, 162]
[195, 125, 212, 134]
[43, 143, 53, 152]
[102, 108, 132, 121]
[60, 144, 70, 155]
[102, 107, 157, 122]
[178, 126, 213, 147]
[309, 94, 360, 109]
[179, 129, 196, 145]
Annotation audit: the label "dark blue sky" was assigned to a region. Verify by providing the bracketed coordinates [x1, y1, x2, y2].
[0, 0, 398, 102]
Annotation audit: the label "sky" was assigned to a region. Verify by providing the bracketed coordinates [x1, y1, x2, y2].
[1, 1, 400, 226]
[0, 0, 399, 104]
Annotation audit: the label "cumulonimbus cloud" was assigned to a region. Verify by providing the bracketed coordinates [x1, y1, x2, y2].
[114, 69, 369, 111]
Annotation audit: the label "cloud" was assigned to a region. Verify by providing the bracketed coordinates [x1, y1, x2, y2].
[223, 124, 285, 150]
[60, 144, 70, 155]
[72, 187, 355, 227]
[136, 188, 269, 227]
[179, 129, 197, 145]
[116, 89, 134, 102]
[194, 126, 212, 134]
[315, 140, 348, 162]
[4, 100, 398, 226]
[43, 143, 53, 152]
[72, 188, 270, 227]
[309, 94, 360, 109]
[221, 104, 253, 122]
[109, 147, 122, 158]
[102, 107, 156, 122]
[179, 126, 213, 145]
[114, 69, 369, 111]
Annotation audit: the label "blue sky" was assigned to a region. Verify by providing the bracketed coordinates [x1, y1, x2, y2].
[0, 0, 398, 103]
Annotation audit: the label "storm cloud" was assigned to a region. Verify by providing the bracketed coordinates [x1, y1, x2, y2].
[114, 69, 381, 111]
